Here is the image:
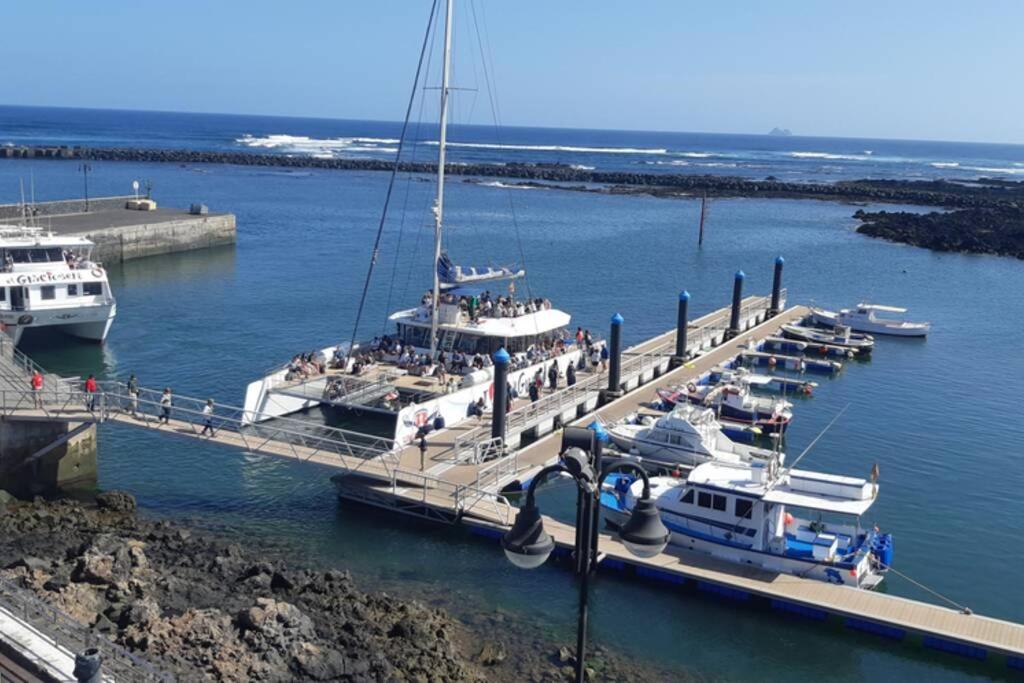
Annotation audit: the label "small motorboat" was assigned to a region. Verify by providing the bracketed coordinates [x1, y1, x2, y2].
[709, 366, 817, 396]
[607, 404, 781, 468]
[600, 458, 891, 589]
[656, 381, 793, 434]
[810, 304, 930, 337]
[781, 324, 874, 355]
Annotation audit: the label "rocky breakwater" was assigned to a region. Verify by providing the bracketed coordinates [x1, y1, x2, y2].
[9, 145, 1024, 209]
[854, 205, 1024, 259]
[0, 492, 479, 681]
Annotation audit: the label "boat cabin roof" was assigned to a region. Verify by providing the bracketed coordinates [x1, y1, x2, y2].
[687, 461, 877, 516]
[390, 306, 570, 338]
[0, 225, 93, 248]
[855, 303, 906, 313]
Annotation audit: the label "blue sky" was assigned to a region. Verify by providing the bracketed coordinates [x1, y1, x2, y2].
[2, 1, 1022, 143]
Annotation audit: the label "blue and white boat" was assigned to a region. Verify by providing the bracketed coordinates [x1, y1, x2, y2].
[601, 457, 891, 589]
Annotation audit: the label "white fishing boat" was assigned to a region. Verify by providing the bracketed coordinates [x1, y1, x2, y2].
[606, 404, 782, 468]
[781, 323, 874, 354]
[810, 304, 930, 337]
[601, 457, 891, 589]
[0, 225, 116, 345]
[242, 0, 587, 443]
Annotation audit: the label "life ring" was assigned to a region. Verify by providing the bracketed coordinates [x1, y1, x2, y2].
[686, 382, 697, 393]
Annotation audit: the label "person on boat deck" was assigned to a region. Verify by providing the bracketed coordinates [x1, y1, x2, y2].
[528, 379, 539, 403]
[548, 363, 559, 390]
[575, 327, 584, 347]
[566, 363, 576, 387]
[584, 329, 593, 349]
[436, 361, 447, 386]
[467, 397, 485, 420]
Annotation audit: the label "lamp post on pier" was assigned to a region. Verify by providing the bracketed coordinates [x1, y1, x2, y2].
[501, 427, 669, 683]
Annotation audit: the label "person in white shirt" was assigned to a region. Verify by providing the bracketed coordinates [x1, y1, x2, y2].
[200, 398, 215, 436]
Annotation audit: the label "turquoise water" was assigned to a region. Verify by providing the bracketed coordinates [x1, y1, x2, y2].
[1, 157, 1022, 681]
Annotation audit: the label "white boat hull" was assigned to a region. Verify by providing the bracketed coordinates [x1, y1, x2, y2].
[0, 302, 116, 345]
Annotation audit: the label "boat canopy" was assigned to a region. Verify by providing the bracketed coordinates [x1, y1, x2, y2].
[856, 304, 907, 313]
[762, 488, 875, 516]
[438, 252, 525, 290]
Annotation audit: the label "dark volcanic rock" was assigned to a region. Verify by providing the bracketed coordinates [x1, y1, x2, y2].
[96, 490, 138, 513]
[854, 206, 1024, 259]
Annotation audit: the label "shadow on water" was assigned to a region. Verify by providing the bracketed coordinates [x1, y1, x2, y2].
[107, 244, 237, 287]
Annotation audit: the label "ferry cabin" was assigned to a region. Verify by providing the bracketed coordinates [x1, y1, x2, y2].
[606, 460, 885, 588]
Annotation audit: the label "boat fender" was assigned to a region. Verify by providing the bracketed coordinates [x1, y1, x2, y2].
[686, 382, 697, 393]
[783, 512, 794, 526]
[768, 356, 777, 367]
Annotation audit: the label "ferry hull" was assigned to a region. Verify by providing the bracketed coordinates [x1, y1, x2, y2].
[1, 303, 116, 345]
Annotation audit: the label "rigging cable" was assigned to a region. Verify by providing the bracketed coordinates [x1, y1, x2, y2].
[348, 0, 440, 353]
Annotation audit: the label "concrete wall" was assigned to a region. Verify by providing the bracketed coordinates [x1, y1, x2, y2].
[0, 196, 133, 221]
[82, 214, 237, 264]
[0, 420, 97, 497]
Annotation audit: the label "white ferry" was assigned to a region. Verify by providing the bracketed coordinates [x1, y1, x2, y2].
[0, 225, 116, 345]
[242, 0, 589, 443]
[601, 457, 891, 589]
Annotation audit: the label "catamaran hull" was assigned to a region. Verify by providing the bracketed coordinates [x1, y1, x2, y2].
[1, 302, 116, 345]
[603, 506, 880, 589]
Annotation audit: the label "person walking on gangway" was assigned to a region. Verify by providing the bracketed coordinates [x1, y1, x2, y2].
[30, 370, 43, 409]
[84, 374, 98, 412]
[159, 387, 173, 424]
[127, 374, 140, 417]
[200, 398, 216, 436]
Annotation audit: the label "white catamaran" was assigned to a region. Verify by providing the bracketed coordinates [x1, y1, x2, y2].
[0, 225, 116, 345]
[243, 0, 588, 444]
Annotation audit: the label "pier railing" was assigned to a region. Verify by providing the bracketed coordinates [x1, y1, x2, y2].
[387, 466, 515, 526]
[0, 576, 171, 682]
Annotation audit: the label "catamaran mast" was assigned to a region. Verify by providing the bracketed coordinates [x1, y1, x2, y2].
[429, 0, 454, 358]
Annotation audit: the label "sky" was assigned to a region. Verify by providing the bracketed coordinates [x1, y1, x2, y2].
[1, 1, 1022, 144]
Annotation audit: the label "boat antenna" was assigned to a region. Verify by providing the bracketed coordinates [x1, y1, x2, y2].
[429, 0, 455, 359]
[765, 403, 848, 491]
[345, 0, 440, 357]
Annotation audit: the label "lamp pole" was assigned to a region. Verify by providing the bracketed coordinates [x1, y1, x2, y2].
[502, 428, 669, 683]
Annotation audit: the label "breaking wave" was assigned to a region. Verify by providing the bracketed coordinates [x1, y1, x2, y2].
[788, 151, 872, 161]
[477, 181, 536, 190]
[425, 140, 668, 155]
[235, 134, 400, 157]
[931, 162, 960, 169]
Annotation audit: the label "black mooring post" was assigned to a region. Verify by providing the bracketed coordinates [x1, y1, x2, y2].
[770, 256, 785, 315]
[73, 648, 101, 683]
[672, 290, 690, 366]
[491, 347, 510, 441]
[726, 270, 745, 339]
[604, 313, 623, 399]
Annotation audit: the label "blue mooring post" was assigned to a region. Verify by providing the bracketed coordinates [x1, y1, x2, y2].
[770, 256, 785, 316]
[727, 270, 745, 339]
[671, 290, 690, 366]
[604, 313, 624, 399]
[491, 347, 510, 442]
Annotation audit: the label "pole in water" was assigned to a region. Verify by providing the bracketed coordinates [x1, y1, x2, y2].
[698, 190, 708, 248]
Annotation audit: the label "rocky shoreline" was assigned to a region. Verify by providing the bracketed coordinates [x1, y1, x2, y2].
[854, 207, 1024, 259]
[7, 144, 1024, 209]
[0, 493, 684, 682]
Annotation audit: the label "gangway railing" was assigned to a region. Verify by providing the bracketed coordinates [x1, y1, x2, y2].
[386, 466, 516, 526]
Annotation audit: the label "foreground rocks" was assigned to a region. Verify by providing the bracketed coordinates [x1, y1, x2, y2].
[854, 206, 1024, 259]
[0, 495, 479, 681]
[0, 494, 686, 681]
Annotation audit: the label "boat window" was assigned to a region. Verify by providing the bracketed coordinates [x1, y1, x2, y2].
[697, 492, 712, 508]
[41, 285, 55, 300]
[0, 288, 5, 301]
[735, 499, 753, 518]
[669, 434, 682, 445]
[712, 494, 727, 512]
[679, 489, 694, 504]
[67, 284, 78, 296]
[84, 282, 103, 296]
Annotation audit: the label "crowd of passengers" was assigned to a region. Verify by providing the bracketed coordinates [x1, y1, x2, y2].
[420, 290, 553, 322]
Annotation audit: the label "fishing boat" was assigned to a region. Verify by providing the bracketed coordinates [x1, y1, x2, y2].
[708, 366, 817, 396]
[810, 304, 930, 337]
[655, 381, 793, 434]
[242, 0, 587, 444]
[606, 404, 782, 468]
[0, 225, 116, 345]
[780, 324, 874, 355]
[600, 457, 891, 589]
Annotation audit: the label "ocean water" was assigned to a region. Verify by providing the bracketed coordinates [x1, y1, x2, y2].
[1, 108, 1023, 681]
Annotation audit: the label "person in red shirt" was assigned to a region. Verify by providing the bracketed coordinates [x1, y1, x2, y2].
[84, 374, 98, 412]
[30, 370, 43, 408]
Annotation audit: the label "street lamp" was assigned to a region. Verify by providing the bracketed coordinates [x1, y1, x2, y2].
[502, 427, 670, 683]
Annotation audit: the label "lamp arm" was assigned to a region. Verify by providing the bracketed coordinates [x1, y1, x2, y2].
[598, 459, 653, 499]
[524, 463, 575, 506]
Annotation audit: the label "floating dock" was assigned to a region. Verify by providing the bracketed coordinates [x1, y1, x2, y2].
[2, 287, 1023, 671]
[0, 195, 237, 264]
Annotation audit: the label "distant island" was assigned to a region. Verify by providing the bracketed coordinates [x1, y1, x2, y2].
[768, 127, 793, 136]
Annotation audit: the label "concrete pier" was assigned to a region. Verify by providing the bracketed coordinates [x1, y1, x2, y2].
[0, 195, 237, 264]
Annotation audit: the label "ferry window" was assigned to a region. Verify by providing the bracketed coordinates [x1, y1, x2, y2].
[84, 282, 103, 296]
[67, 284, 78, 296]
[712, 495, 727, 512]
[679, 489, 694, 504]
[735, 499, 753, 518]
[0, 288, 5, 301]
[41, 286, 55, 300]
[697, 492, 712, 508]
[9, 249, 30, 263]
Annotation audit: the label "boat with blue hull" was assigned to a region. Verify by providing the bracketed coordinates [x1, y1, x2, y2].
[600, 457, 891, 589]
